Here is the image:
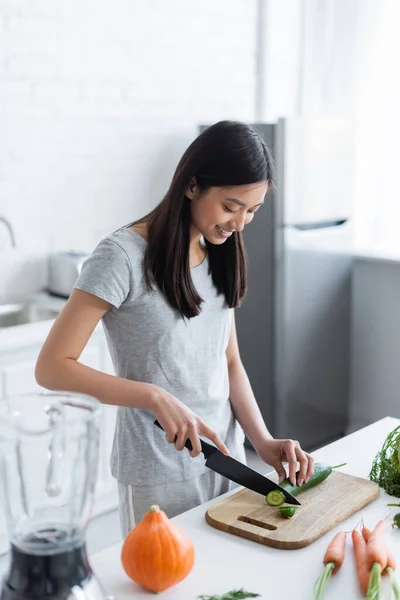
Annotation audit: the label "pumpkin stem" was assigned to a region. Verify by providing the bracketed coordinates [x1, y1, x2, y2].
[150, 505, 160, 513]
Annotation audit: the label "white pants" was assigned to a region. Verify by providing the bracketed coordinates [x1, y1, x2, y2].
[118, 470, 236, 538]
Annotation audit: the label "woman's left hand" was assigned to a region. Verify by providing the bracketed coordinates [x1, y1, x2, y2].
[257, 437, 315, 487]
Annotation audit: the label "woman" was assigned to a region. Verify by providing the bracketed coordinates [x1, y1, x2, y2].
[36, 121, 314, 536]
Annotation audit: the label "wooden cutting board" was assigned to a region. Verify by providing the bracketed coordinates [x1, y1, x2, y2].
[205, 470, 380, 549]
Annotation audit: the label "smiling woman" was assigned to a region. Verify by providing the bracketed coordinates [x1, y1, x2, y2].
[131, 120, 274, 319]
[35, 121, 314, 536]
[188, 183, 267, 245]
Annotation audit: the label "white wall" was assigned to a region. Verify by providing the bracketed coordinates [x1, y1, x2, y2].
[350, 257, 400, 428]
[0, 0, 257, 300]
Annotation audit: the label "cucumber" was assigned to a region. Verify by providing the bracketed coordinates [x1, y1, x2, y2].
[265, 462, 346, 506]
[279, 462, 344, 496]
[279, 506, 296, 519]
[265, 490, 286, 506]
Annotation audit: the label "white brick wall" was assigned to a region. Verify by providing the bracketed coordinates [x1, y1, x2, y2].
[0, 0, 257, 300]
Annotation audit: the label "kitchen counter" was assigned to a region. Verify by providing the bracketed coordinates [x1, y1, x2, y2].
[90, 416, 400, 600]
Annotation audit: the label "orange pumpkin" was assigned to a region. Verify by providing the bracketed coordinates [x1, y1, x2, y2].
[121, 504, 195, 593]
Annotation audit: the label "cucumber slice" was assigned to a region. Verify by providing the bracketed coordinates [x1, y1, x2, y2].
[265, 490, 285, 506]
[279, 506, 296, 518]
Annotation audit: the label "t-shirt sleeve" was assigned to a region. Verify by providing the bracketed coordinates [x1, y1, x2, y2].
[74, 237, 132, 308]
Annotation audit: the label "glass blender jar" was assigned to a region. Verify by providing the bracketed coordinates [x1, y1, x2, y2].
[0, 392, 106, 600]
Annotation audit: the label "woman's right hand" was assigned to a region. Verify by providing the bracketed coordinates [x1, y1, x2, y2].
[149, 386, 230, 458]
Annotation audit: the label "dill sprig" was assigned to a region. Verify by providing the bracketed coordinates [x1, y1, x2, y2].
[197, 589, 260, 600]
[369, 425, 400, 497]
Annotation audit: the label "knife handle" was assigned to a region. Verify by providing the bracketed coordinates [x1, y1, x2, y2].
[153, 419, 214, 457]
[154, 419, 194, 451]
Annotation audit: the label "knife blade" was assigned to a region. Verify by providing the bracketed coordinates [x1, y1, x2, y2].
[154, 420, 301, 506]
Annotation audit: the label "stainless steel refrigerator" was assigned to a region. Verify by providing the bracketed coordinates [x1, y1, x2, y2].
[201, 117, 354, 451]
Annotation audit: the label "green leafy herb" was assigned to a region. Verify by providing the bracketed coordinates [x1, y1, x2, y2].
[369, 424, 400, 497]
[197, 589, 260, 600]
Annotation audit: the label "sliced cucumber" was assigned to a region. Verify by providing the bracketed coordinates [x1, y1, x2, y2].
[279, 506, 296, 519]
[265, 490, 286, 506]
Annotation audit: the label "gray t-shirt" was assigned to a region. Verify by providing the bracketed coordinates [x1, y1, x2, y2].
[74, 228, 245, 487]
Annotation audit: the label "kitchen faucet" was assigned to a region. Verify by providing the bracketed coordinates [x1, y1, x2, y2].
[0, 216, 16, 248]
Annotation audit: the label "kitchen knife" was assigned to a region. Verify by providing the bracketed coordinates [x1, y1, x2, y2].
[154, 420, 301, 506]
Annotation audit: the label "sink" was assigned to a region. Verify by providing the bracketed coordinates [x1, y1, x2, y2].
[0, 303, 59, 328]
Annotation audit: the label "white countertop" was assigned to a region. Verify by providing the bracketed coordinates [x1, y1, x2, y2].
[90, 417, 400, 600]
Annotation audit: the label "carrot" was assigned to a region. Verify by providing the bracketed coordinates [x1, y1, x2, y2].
[365, 523, 400, 598]
[364, 519, 400, 600]
[363, 526, 397, 574]
[352, 529, 370, 595]
[323, 531, 346, 574]
[362, 525, 371, 542]
[386, 549, 397, 572]
[365, 519, 387, 571]
[313, 532, 346, 600]
[364, 520, 386, 599]
[384, 516, 400, 598]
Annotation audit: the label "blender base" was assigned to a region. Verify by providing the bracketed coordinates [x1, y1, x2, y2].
[0, 540, 105, 600]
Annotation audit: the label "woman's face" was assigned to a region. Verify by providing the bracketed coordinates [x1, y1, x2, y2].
[187, 181, 269, 244]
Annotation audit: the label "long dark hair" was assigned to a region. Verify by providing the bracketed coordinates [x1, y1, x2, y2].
[133, 120, 275, 319]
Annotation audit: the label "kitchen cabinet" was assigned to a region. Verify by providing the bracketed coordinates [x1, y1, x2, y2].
[0, 323, 118, 555]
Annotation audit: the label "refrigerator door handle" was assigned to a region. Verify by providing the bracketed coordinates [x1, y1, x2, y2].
[284, 218, 348, 231]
